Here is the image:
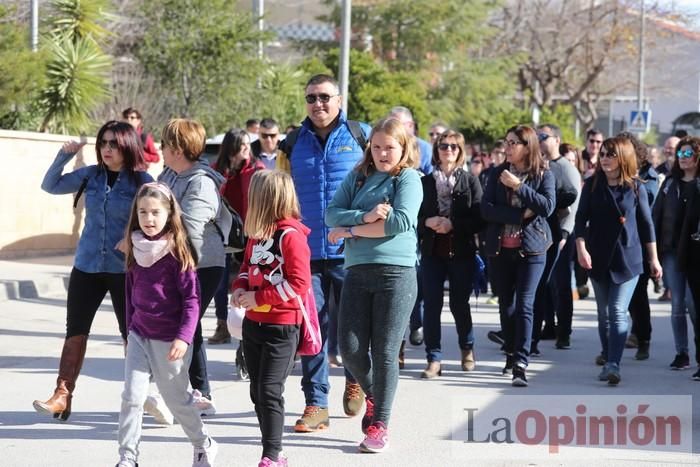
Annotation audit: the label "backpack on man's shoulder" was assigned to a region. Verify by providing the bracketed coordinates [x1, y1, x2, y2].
[276, 120, 368, 172]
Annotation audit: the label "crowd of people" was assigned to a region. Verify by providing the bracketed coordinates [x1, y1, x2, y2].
[32, 74, 700, 467]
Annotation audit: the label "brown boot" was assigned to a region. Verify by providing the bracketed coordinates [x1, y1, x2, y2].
[421, 361, 441, 379]
[208, 319, 231, 345]
[461, 348, 476, 371]
[33, 335, 88, 421]
[398, 340, 406, 369]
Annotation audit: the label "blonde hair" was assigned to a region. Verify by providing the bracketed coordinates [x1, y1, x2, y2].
[161, 118, 206, 161]
[356, 117, 419, 176]
[245, 170, 301, 240]
[124, 183, 196, 271]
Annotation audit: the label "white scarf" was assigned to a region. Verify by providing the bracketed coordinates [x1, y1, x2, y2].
[131, 231, 173, 267]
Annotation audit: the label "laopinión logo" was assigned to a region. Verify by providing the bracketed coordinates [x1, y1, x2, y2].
[451, 396, 693, 462]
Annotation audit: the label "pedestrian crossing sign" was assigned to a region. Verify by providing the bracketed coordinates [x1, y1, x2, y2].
[629, 110, 650, 132]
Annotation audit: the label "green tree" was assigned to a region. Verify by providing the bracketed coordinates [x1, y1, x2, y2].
[316, 0, 518, 141]
[255, 63, 307, 128]
[38, 0, 112, 134]
[137, 0, 269, 134]
[313, 49, 431, 133]
[0, 6, 47, 130]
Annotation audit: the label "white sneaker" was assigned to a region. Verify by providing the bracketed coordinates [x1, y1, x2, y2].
[193, 437, 218, 467]
[143, 393, 174, 425]
[191, 389, 217, 416]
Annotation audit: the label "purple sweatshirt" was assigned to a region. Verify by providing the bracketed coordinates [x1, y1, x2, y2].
[125, 254, 200, 344]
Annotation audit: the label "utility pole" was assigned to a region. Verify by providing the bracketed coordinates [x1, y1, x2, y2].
[30, 0, 39, 52]
[253, 0, 264, 89]
[637, 0, 646, 111]
[254, 0, 264, 61]
[339, 0, 351, 114]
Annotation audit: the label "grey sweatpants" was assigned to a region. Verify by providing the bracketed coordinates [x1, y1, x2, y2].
[118, 331, 209, 462]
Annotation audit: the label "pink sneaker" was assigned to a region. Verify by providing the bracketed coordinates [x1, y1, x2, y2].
[361, 397, 374, 434]
[258, 452, 288, 466]
[359, 421, 389, 453]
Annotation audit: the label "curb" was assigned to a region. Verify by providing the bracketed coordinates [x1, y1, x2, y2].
[0, 276, 69, 302]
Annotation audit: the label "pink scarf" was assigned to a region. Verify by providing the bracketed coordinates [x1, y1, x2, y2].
[131, 231, 173, 267]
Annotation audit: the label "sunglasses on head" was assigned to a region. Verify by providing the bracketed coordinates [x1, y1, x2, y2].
[438, 143, 459, 151]
[677, 149, 696, 159]
[100, 139, 118, 150]
[305, 93, 336, 104]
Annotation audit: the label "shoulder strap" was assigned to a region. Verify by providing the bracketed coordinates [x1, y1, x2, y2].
[280, 129, 300, 158]
[73, 177, 89, 209]
[347, 120, 368, 150]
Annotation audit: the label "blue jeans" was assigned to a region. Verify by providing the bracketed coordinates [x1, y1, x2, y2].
[491, 249, 546, 367]
[591, 275, 639, 366]
[338, 264, 416, 425]
[662, 252, 697, 354]
[422, 255, 474, 362]
[301, 260, 347, 407]
[190, 266, 224, 396]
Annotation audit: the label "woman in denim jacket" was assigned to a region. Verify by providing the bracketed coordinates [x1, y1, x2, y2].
[575, 136, 661, 386]
[481, 125, 555, 387]
[34, 121, 152, 420]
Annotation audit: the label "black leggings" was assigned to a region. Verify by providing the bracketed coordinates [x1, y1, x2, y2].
[188, 266, 225, 396]
[66, 267, 127, 340]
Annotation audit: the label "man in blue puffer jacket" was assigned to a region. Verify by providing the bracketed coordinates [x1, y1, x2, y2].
[277, 74, 371, 432]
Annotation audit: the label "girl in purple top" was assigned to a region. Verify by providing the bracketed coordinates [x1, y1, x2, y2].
[115, 183, 218, 467]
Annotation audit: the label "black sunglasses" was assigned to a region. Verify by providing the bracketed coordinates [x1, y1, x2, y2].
[305, 93, 337, 104]
[100, 139, 118, 150]
[438, 143, 459, 151]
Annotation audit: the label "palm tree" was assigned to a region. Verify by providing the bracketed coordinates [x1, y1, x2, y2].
[38, 0, 112, 134]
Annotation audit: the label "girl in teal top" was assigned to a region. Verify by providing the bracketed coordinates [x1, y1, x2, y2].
[325, 117, 422, 454]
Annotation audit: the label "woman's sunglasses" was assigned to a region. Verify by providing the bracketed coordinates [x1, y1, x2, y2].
[677, 149, 696, 159]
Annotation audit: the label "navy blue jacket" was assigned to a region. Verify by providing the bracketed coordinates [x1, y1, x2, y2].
[574, 174, 655, 284]
[481, 164, 556, 256]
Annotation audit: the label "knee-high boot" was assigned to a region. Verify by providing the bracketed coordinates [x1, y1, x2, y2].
[33, 335, 88, 421]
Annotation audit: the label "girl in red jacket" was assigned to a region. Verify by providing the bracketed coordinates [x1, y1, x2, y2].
[231, 170, 311, 467]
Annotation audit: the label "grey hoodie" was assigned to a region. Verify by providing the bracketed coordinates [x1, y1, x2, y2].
[159, 160, 226, 269]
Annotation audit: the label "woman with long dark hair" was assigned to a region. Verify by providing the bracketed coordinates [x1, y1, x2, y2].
[481, 124, 555, 387]
[34, 121, 152, 420]
[575, 136, 661, 386]
[659, 136, 699, 372]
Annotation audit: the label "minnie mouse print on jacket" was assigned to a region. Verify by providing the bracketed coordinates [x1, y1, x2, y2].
[231, 218, 311, 326]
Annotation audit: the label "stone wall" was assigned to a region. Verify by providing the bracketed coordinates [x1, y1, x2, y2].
[0, 129, 162, 259]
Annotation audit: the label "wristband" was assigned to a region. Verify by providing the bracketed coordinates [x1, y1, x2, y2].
[349, 227, 356, 238]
